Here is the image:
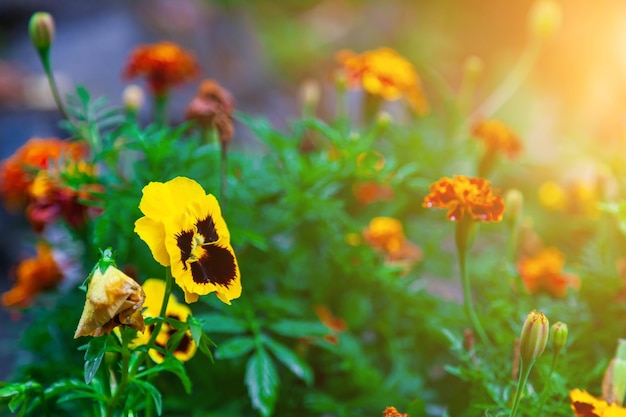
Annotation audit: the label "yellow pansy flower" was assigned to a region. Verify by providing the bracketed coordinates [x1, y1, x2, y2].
[134, 176, 241, 304]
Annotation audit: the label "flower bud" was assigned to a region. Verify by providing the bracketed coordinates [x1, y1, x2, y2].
[528, 0, 562, 41]
[505, 189, 524, 227]
[519, 310, 549, 364]
[550, 321, 568, 351]
[29, 12, 55, 53]
[376, 111, 393, 129]
[122, 84, 144, 113]
[299, 78, 321, 114]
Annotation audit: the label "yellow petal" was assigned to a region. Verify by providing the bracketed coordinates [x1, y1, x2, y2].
[141, 278, 168, 316]
[134, 217, 170, 266]
[138, 177, 206, 220]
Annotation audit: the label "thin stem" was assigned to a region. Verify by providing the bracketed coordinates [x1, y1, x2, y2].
[537, 350, 560, 416]
[510, 359, 533, 417]
[220, 141, 228, 207]
[153, 94, 169, 126]
[456, 218, 489, 345]
[40, 53, 69, 120]
[106, 337, 131, 417]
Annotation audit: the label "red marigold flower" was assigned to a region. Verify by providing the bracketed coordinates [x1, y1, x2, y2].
[2, 243, 63, 308]
[422, 175, 505, 222]
[472, 119, 522, 159]
[518, 247, 580, 298]
[0, 138, 86, 210]
[123, 41, 199, 97]
[336, 47, 428, 115]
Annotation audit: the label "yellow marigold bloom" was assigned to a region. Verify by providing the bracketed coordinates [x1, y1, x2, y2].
[518, 247, 580, 298]
[570, 389, 626, 417]
[2, 242, 63, 308]
[362, 217, 422, 271]
[134, 177, 241, 304]
[132, 279, 197, 363]
[337, 47, 428, 114]
[383, 406, 409, 417]
[74, 264, 145, 338]
[123, 41, 199, 97]
[423, 175, 505, 222]
[472, 119, 522, 159]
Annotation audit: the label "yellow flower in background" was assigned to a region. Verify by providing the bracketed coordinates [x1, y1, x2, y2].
[538, 179, 599, 217]
[472, 119, 523, 159]
[74, 265, 145, 338]
[363, 217, 405, 256]
[132, 279, 197, 363]
[538, 181, 566, 211]
[134, 177, 241, 304]
[570, 389, 626, 417]
[337, 47, 428, 115]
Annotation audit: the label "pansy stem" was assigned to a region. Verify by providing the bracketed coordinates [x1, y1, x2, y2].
[106, 335, 131, 417]
[510, 358, 533, 417]
[456, 217, 489, 345]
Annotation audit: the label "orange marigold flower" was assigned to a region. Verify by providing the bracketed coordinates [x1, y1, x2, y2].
[383, 406, 409, 417]
[570, 389, 626, 417]
[518, 247, 580, 298]
[337, 47, 428, 115]
[472, 119, 522, 159]
[185, 79, 235, 144]
[2, 243, 63, 308]
[353, 182, 394, 205]
[362, 217, 422, 271]
[123, 41, 199, 97]
[422, 175, 505, 222]
[0, 138, 85, 210]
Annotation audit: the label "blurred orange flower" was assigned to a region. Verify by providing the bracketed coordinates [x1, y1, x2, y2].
[472, 119, 522, 159]
[422, 175, 505, 222]
[570, 389, 626, 417]
[383, 406, 409, 417]
[2, 243, 63, 308]
[353, 182, 394, 205]
[362, 217, 422, 269]
[0, 137, 85, 210]
[337, 47, 428, 115]
[185, 79, 235, 144]
[518, 247, 580, 298]
[123, 41, 199, 96]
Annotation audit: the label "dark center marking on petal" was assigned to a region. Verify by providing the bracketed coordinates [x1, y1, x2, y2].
[176, 230, 194, 269]
[196, 215, 219, 243]
[190, 244, 237, 287]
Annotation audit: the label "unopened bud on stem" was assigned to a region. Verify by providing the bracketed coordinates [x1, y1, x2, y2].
[520, 310, 549, 365]
[29, 12, 55, 54]
[550, 321, 568, 352]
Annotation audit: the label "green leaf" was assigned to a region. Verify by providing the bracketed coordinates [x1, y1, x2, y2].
[197, 313, 249, 334]
[188, 316, 203, 345]
[215, 336, 256, 360]
[44, 379, 92, 399]
[268, 320, 328, 339]
[262, 336, 313, 385]
[133, 380, 163, 416]
[245, 347, 279, 417]
[83, 335, 108, 384]
[135, 357, 192, 394]
[406, 398, 428, 417]
[197, 333, 215, 361]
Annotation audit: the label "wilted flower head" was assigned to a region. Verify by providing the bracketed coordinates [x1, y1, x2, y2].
[472, 119, 522, 159]
[74, 257, 145, 338]
[185, 79, 235, 144]
[123, 41, 199, 97]
[422, 175, 505, 222]
[134, 176, 241, 304]
[337, 47, 428, 115]
[131, 279, 197, 363]
[518, 247, 580, 298]
[2, 242, 63, 308]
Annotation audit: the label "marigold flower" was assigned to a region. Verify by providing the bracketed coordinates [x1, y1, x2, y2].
[337, 47, 428, 115]
[519, 309, 549, 364]
[472, 119, 522, 159]
[362, 217, 422, 270]
[131, 279, 197, 363]
[134, 176, 241, 304]
[353, 182, 394, 205]
[74, 264, 145, 338]
[383, 406, 409, 417]
[422, 175, 505, 222]
[0, 137, 85, 210]
[123, 41, 199, 97]
[185, 79, 235, 144]
[518, 247, 580, 298]
[570, 389, 626, 417]
[2, 242, 63, 308]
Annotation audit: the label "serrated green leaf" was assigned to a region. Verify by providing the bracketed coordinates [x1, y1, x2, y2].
[136, 357, 191, 394]
[133, 380, 163, 416]
[262, 336, 313, 385]
[215, 336, 255, 360]
[83, 335, 108, 384]
[197, 313, 248, 334]
[269, 320, 328, 339]
[245, 348, 279, 417]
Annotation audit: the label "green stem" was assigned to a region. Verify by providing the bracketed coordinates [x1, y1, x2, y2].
[220, 141, 228, 207]
[510, 359, 534, 417]
[537, 350, 560, 416]
[456, 218, 489, 345]
[153, 94, 169, 126]
[38, 383, 50, 417]
[40, 53, 69, 120]
[106, 337, 131, 417]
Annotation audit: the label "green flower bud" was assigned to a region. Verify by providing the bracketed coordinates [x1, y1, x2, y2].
[505, 189, 524, 227]
[29, 12, 55, 54]
[550, 321, 568, 351]
[520, 310, 549, 364]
